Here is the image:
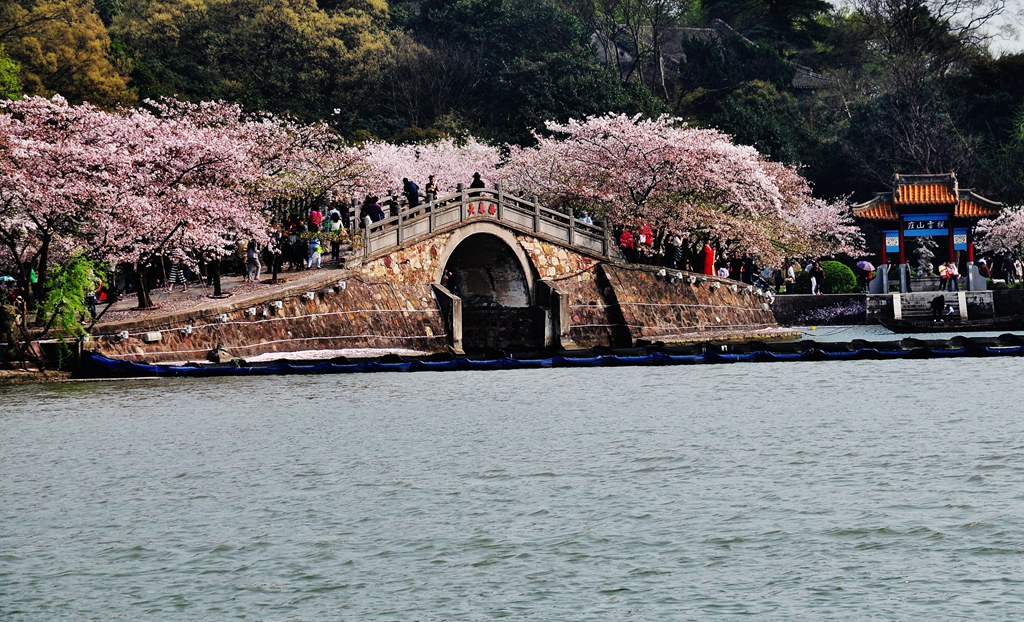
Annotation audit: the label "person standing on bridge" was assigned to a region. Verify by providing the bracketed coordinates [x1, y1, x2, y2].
[469, 172, 485, 189]
[425, 175, 439, 203]
[403, 178, 420, 209]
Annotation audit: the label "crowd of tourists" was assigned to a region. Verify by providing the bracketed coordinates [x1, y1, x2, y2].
[29, 168, 1024, 309]
[613, 223, 828, 293]
[139, 172, 490, 293]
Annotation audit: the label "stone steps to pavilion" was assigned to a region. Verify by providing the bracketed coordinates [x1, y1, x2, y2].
[895, 291, 966, 319]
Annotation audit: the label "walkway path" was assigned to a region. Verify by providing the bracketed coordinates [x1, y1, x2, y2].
[95, 260, 353, 330]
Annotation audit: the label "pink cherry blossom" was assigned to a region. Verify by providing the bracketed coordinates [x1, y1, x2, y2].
[501, 113, 862, 263]
[978, 207, 1024, 254]
[362, 138, 502, 197]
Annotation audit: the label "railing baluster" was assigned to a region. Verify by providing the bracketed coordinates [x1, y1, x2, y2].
[496, 183, 503, 223]
[363, 215, 371, 259]
[458, 183, 466, 222]
[532, 196, 540, 233]
[355, 189, 608, 262]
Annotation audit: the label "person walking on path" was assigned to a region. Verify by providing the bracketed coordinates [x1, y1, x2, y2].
[246, 240, 261, 283]
[307, 237, 323, 270]
[167, 255, 189, 292]
[308, 205, 323, 231]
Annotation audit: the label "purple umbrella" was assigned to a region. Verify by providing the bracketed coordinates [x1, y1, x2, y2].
[856, 260, 875, 272]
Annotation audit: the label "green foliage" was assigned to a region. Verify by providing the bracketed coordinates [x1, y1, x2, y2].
[40, 254, 104, 345]
[956, 56, 1024, 205]
[404, 0, 661, 142]
[701, 0, 832, 53]
[821, 260, 857, 294]
[794, 260, 857, 294]
[707, 80, 811, 164]
[113, 0, 391, 123]
[793, 267, 811, 293]
[0, 0, 134, 106]
[0, 46, 22, 99]
[0, 0, 1013, 203]
[389, 126, 449, 144]
[674, 29, 794, 99]
[348, 128, 380, 144]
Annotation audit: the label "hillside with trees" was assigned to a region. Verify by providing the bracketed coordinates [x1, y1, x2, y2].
[1, 0, 1022, 203]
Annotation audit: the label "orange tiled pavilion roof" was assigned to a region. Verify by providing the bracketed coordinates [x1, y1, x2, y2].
[852, 173, 1002, 222]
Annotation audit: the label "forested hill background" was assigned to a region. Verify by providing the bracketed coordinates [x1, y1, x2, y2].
[2, 0, 1023, 203]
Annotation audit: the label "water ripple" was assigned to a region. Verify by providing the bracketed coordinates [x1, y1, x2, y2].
[4, 361, 1024, 619]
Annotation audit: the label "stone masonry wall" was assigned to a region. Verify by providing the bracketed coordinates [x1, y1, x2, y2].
[362, 232, 455, 285]
[92, 275, 447, 363]
[89, 228, 789, 362]
[514, 235, 618, 346]
[597, 265, 779, 345]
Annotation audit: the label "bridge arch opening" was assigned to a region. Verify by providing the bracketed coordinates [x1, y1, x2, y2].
[439, 230, 543, 352]
[443, 232, 531, 308]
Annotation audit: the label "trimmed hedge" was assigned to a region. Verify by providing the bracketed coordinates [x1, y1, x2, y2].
[794, 260, 858, 294]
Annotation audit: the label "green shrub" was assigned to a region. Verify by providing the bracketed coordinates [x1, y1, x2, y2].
[821, 260, 857, 293]
[793, 260, 858, 294]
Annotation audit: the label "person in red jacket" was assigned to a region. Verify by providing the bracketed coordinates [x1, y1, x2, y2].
[702, 243, 715, 276]
[619, 228, 635, 262]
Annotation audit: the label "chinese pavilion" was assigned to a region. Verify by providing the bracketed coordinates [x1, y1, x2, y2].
[852, 173, 1003, 291]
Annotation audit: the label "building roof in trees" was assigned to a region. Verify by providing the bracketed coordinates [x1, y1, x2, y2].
[853, 173, 1002, 222]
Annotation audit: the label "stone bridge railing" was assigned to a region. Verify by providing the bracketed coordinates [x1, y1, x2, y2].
[359, 185, 610, 261]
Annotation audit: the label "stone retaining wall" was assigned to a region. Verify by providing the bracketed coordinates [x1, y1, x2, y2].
[596, 265, 779, 345]
[92, 275, 447, 363]
[88, 228, 792, 362]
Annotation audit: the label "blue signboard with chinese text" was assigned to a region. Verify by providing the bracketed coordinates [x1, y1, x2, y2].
[901, 213, 950, 236]
[884, 226, 968, 252]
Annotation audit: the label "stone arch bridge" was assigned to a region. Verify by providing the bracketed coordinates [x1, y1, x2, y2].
[92, 188, 785, 362]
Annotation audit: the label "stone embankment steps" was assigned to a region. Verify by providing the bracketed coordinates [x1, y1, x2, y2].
[896, 291, 966, 319]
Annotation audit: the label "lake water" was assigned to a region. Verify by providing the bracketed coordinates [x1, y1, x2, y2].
[4, 358, 1024, 620]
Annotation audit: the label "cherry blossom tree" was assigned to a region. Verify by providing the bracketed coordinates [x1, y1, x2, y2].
[361, 137, 503, 197]
[501, 113, 862, 265]
[977, 207, 1024, 256]
[78, 101, 277, 307]
[1, 97, 291, 309]
[156, 100, 383, 205]
[0, 96, 121, 306]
